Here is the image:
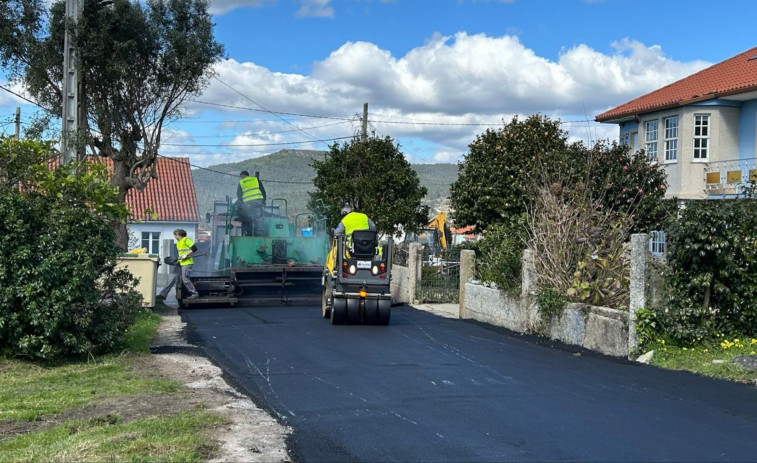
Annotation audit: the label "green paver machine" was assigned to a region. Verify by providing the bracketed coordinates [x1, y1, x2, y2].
[178, 197, 330, 307]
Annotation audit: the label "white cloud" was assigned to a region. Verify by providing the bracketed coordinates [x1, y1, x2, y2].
[188, 35, 710, 165]
[295, 0, 334, 18]
[208, 0, 274, 16]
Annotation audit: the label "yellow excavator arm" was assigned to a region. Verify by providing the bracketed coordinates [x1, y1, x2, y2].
[427, 212, 447, 251]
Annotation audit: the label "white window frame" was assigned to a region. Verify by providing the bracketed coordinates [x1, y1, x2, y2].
[649, 230, 666, 258]
[644, 120, 658, 163]
[141, 231, 160, 255]
[664, 116, 678, 162]
[693, 114, 710, 161]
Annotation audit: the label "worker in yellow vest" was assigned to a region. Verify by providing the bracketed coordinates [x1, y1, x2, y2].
[237, 171, 266, 236]
[326, 205, 377, 274]
[173, 229, 199, 299]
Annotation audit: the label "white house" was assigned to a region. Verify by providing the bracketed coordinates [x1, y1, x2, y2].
[596, 45, 757, 201]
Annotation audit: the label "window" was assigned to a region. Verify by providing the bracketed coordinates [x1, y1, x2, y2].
[142, 231, 160, 254]
[649, 230, 666, 257]
[664, 116, 678, 162]
[693, 114, 710, 160]
[645, 120, 658, 162]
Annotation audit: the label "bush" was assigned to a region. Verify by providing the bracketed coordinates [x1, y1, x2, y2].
[537, 287, 567, 318]
[656, 200, 757, 345]
[0, 139, 141, 360]
[472, 217, 526, 294]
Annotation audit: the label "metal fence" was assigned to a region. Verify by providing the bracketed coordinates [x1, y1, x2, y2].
[416, 247, 460, 303]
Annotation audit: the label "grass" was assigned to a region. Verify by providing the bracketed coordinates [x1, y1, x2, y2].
[0, 307, 227, 462]
[642, 336, 757, 383]
[0, 411, 224, 463]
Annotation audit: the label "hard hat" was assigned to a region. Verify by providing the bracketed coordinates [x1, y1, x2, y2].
[340, 204, 353, 215]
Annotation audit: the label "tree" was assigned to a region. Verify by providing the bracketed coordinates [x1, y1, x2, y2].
[450, 114, 668, 235]
[309, 136, 429, 237]
[0, 0, 224, 248]
[450, 115, 570, 233]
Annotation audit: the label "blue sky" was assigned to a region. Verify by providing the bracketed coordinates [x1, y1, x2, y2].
[2, 0, 756, 167]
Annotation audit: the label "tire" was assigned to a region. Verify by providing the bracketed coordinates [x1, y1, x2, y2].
[331, 297, 346, 325]
[363, 298, 379, 324]
[346, 297, 361, 324]
[377, 299, 391, 325]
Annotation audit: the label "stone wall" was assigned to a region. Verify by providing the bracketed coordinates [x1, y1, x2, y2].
[390, 237, 649, 358]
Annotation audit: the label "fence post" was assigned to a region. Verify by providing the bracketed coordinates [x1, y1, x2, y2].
[520, 249, 539, 328]
[629, 233, 649, 357]
[459, 249, 475, 318]
[408, 242, 422, 304]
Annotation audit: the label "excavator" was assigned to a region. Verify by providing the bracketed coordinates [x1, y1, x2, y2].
[426, 211, 448, 260]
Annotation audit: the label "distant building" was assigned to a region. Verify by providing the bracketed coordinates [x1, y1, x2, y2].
[596, 46, 757, 201]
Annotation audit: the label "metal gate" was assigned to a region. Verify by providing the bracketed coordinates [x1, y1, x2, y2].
[416, 247, 460, 303]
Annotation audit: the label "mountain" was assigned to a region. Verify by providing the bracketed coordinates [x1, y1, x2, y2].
[191, 149, 458, 223]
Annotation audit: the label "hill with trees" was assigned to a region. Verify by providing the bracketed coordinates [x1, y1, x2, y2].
[190, 149, 458, 224]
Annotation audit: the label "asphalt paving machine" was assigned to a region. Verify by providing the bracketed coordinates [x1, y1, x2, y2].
[177, 197, 330, 308]
[321, 230, 393, 325]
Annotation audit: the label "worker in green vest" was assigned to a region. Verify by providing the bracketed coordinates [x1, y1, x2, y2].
[326, 205, 377, 274]
[173, 229, 200, 299]
[333, 204, 375, 237]
[237, 170, 266, 236]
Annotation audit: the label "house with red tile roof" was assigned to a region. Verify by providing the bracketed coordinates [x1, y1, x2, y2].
[124, 156, 200, 258]
[91, 156, 200, 276]
[596, 46, 757, 200]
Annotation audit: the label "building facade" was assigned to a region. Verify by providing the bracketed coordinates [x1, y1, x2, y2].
[596, 46, 757, 201]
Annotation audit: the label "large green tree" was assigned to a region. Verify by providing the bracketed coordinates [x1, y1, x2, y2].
[450, 115, 571, 232]
[0, 0, 224, 248]
[309, 136, 429, 237]
[451, 114, 668, 234]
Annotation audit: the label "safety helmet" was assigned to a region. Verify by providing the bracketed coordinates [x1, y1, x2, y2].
[340, 204, 353, 215]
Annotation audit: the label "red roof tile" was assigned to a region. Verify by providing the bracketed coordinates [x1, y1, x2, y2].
[92, 156, 199, 223]
[127, 157, 199, 223]
[596, 46, 757, 122]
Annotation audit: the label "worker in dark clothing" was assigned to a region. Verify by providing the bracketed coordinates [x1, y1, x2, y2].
[237, 170, 266, 236]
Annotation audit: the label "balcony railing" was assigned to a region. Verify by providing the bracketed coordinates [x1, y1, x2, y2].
[703, 158, 757, 196]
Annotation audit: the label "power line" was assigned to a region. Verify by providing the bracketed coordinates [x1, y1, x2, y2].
[156, 153, 314, 185]
[191, 99, 355, 121]
[163, 120, 351, 139]
[161, 135, 352, 148]
[0, 84, 47, 109]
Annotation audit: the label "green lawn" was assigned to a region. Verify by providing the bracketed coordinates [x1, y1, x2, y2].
[0, 308, 227, 463]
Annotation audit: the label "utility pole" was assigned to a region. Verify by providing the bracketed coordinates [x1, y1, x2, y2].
[14, 107, 20, 139]
[361, 102, 368, 141]
[62, 0, 84, 164]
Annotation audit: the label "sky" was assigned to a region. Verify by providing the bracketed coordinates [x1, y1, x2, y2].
[1, 0, 756, 167]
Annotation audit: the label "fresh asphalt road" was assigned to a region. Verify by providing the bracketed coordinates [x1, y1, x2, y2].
[182, 304, 757, 462]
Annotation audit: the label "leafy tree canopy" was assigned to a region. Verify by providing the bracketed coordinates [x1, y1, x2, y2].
[450, 114, 668, 234]
[450, 114, 570, 232]
[309, 136, 429, 237]
[0, 0, 224, 247]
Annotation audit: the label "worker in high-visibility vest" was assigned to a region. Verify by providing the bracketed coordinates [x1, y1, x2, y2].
[237, 170, 266, 236]
[326, 205, 377, 274]
[159, 228, 200, 300]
